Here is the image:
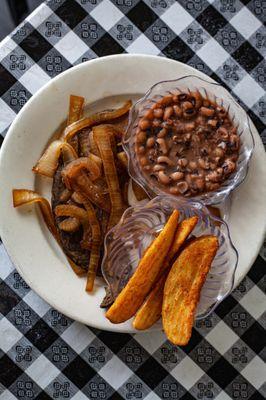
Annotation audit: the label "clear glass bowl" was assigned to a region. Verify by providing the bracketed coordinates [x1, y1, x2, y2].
[123, 75, 254, 205]
[102, 195, 238, 320]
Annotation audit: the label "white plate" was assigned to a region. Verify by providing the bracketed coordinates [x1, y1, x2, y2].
[0, 54, 265, 333]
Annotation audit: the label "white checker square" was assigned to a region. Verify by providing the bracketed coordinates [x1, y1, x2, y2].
[0, 244, 15, 279]
[214, 391, 232, 400]
[99, 355, 132, 390]
[233, 74, 265, 108]
[197, 38, 229, 71]
[134, 331, 166, 354]
[23, 290, 50, 317]
[0, 390, 17, 400]
[0, 317, 23, 352]
[54, 31, 88, 64]
[205, 320, 239, 355]
[26, 354, 60, 389]
[0, 38, 17, 62]
[20, 64, 50, 94]
[0, 99, 16, 133]
[241, 356, 266, 389]
[61, 321, 95, 353]
[91, 0, 124, 31]
[26, 3, 54, 28]
[171, 357, 204, 390]
[239, 285, 266, 319]
[71, 392, 89, 400]
[230, 7, 262, 40]
[127, 34, 160, 55]
[144, 392, 162, 400]
[161, 2, 194, 35]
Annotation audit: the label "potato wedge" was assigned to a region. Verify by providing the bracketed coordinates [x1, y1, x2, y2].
[106, 210, 179, 323]
[133, 216, 198, 330]
[162, 235, 218, 345]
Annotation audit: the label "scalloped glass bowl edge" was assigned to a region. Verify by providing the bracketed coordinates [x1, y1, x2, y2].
[123, 75, 254, 205]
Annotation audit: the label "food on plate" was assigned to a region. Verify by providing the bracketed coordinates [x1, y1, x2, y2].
[105, 210, 179, 323]
[162, 235, 218, 345]
[13, 95, 135, 291]
[133, 216, 198, 330]
[135, 91, 240, 196]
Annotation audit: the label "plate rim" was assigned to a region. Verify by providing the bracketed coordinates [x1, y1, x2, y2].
[0, 54, 265, 333]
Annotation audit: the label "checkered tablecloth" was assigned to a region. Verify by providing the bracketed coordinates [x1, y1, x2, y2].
[0, 1, 265, 399]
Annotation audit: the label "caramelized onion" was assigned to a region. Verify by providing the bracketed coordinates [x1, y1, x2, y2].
[117, 151, 128, 170]
[68, 95, 84, 125]
[13, 189, 59, 240]
[62, 157, 101, 186]
[54, 204, 87, 220]
[32, 140, 77, 178]
[63, 100, 132, 142]
[93, 124, 125, 230]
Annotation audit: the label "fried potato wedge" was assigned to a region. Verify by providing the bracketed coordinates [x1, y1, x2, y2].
[105, 210, 179, 323]
[162, 235, 218, 345]
[133, 216, 198, 330]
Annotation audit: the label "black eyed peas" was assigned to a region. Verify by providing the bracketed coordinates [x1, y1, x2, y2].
[135, 90, 240, 196]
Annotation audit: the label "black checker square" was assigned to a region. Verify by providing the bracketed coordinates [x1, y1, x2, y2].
[2, 81, 31, 114]
[154, 373, 187, 399]
[117, 337, 150, 372]
[38, 48, 72, 78]
[74, 14, 106, 47]
[187, 337, 221, 373]
[181, 328, 203, 355]
[8, 373, 42, 399]
[126, 0, 158, 32]
[178, 0, 209, 18]
[26, 319, 59, 352]
[44, 337, 78, 371]
[0, 64, 17, 97]
[0, 135, 4, 148]
[207, 357, 238, 388]
[249, 256, 266, 284]
[136, 356, 168, 390]
[196, 5, 228, 36]
[144, 17, 176, 50]
[232, 41, 263, 73]
[214, 22, 245, 54]
[98, 331, 132, 354]
[190, 374, 222, 400]
[162, 36, 194, 63]
[215, 293, 238, 319]
[83, 373, 115, 399]
[55, 0, 88, 29]
[91, 32, 124, 56]
[0, 281, 21, 316]
[0, 354, 23, 387]
[242, 321, 266, 354]
[225, 373, 256, 400]
[20, 30, 53, 62]
[63, 356, 96, 389]
[35, 391, 52, 400]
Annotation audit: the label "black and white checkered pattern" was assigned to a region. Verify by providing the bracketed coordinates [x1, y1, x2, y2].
[0, 1, 265, 399]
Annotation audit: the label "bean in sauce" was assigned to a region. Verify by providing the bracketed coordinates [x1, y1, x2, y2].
[135, 91, 240, 196]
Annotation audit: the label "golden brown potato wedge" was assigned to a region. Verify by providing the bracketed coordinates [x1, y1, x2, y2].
[105, 210, 179, 323]
[133, 216, 198, 330]
[162, 235, 218, 345]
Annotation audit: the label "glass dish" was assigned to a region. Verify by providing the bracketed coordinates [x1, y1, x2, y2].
[102, 195, 238, 320]
[123, 75, 254, 205]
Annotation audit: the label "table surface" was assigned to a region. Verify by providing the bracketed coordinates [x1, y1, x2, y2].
[0, 1, 265, 399]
